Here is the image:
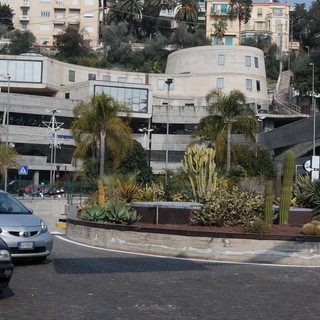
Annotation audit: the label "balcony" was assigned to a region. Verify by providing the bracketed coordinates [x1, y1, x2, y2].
[20, 1, 30, 7]
[210, 9, 228, 16]
[265, 12, 289, 19]
[53, 20, 65, 25]
[19, 15, 29, 21]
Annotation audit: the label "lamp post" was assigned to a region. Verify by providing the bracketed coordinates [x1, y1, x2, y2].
[310, 62, 315, 155]
[165, 78, 173, 172]
[0, 74, 11, 192]
[139, 127, 154, 165]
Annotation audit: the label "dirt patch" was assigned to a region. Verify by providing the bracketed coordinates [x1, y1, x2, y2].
[134, 223, 303, 235]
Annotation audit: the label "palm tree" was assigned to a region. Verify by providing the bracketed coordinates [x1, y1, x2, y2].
[194, 89, 258, 171]
[213, 20, 227, 45]
[175, 0, 200, 24]
[71, 93, 133, 179]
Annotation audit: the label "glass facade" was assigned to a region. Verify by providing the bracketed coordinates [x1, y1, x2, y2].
[95, 85, 148, 113]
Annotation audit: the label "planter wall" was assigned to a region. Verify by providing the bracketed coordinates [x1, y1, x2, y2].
[66, 218, 320, 266]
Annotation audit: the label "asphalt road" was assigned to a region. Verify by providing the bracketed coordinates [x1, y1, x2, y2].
[1, 235, 320, 320]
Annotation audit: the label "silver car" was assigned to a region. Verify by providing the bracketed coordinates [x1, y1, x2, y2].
[0, 191, 53, 263]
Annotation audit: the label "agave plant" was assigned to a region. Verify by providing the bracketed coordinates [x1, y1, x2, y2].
[105, 199, 135, 224]
[80, 203, 106, 222]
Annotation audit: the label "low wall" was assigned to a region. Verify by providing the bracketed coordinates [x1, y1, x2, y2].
[66, 219, 320, 266]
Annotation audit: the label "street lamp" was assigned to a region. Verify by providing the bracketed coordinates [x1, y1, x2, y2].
[0, 73, 11, 146]
[139, 127, 154, 165]
[0, 74, 11, 192]
[310, 63, 315, 155]
[165, 78, 173, 171]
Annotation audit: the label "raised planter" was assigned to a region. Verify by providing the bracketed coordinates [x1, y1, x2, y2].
[66, 217, 320, 266]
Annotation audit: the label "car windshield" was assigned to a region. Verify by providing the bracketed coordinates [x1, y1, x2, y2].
[0, 193, 31, 214]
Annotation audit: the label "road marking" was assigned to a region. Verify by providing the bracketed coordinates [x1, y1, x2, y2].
[54, 235, 320, 268]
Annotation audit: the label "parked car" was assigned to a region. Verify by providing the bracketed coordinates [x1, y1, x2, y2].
[0, 235, 14, 292]
[0, 191, 53, 263]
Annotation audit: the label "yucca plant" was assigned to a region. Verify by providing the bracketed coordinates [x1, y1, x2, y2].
[105, 199, 134, 224]
[80, 203, 106, 222]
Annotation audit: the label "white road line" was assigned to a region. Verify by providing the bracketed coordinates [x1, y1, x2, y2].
[54, 235, 320, 268]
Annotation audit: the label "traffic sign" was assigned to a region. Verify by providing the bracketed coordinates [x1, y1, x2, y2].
[18, 166, 28, 175]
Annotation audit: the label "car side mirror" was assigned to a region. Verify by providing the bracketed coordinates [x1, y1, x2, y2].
[0, 228, 2, 233]
[28, 208, 33, 214]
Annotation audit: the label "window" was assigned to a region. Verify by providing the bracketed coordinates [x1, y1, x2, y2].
[22, 9, 28, 16]
[273, 8, 282, 16]
[41, 11, 50, 17]
[39, 38, 49, 44]
[225, 37, 233, 45]
[21, 22, 28, 30]
[218, 54, 225, 65]
[245, 56, 251, 67]
[257, 8, 262, 17]
[212, 37, 219, 45]
[41, 0, 51, 3]
[217, 78, 224, 89]
[254, 57, 259, 68]
[55, 10, 64, 18]
[84, 26, 93, 33]
[157, 79, 165, 90]
[221, 4, 227, 14]
[256, 80, 261, 91]
[211, 4, 217, 13]
[103, 75, 111, 81]
[134, 78, 143, 84]
[65, 93, 70, 99]
[118, 77, 126, 83]
[68, 70, 75, 82]
[88, 73, 96, 80]
[246, 79, 252, 90]
[85, 0, 94, 4]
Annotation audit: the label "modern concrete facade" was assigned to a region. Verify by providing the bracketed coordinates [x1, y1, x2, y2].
[4, 0, 100, 48]
[206, 0, 290, 53]
[0, 46, 270, 182]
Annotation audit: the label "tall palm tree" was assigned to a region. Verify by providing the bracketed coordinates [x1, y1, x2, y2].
[175, 0, 200, 24]
[194, 89, 258, 171]
[213, 20, 227, 45]
[71, 93, 133, 179]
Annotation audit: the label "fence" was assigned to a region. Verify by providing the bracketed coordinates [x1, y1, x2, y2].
[0, 180, 97, 205]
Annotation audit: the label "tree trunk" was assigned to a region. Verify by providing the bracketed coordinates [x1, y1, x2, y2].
[99, 129, 106, 179]
[238, 19, 241, 44]
[226, 123, 232, 171]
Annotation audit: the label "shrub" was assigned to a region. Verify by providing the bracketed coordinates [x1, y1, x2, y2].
[294, 175, 320, 214]
[244, 218, 272, 234]
[80, 203, 106, 222]
[105, 199, 135, 224]
[192, 187, 264, 227]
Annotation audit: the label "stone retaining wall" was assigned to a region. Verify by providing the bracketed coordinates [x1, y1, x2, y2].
[66, 219, 320, 266]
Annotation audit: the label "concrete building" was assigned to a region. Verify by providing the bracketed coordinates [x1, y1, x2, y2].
[0, 45, 269, 183]
[4, 0, 100, 48]
[206, 0, 290, 53]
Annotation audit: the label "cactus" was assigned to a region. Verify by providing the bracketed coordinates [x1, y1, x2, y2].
[275, 163, 282, 198]
[264, 180, 274, 225]
[278, 150, 295, 224]
[181, 145, 217, 202]
[97, 179, 105, 204]
[301, 223, 315, 235]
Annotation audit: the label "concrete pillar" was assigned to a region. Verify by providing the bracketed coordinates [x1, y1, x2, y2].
[33, 171, 39, 185]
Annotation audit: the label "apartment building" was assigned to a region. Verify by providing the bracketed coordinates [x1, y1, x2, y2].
[206, 0, 290, 53]
[4, 0, 100, 48]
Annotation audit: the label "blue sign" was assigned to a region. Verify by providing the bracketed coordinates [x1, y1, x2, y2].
[18, 166, 28, 175]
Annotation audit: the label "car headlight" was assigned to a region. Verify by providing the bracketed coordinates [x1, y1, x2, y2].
[0, 250, 11, 261]
[40, 220, 48, 233]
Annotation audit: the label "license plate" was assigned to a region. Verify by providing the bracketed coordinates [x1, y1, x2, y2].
[18, 242, 35, 250]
